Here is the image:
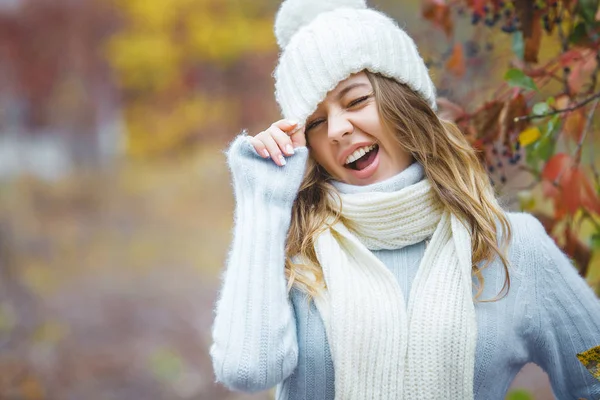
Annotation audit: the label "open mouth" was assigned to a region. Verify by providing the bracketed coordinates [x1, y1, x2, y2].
[345, 144, 379, 171]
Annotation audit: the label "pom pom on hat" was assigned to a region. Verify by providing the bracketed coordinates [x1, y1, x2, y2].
[274, 0, 367, 49]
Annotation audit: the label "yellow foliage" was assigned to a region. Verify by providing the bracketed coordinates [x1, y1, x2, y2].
[124, 94, 235, 157]
[104, 0, 275, 157]
[577, 345, 600, 381]
[518, 127, 541, 147]
[106, 31, 181, 91]
[186, 12, 275, 64]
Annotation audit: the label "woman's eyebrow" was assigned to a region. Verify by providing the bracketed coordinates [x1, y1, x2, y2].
[336, 83, 369, 101]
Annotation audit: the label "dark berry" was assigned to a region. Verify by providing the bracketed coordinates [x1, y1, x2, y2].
[501, 24, 517, 33]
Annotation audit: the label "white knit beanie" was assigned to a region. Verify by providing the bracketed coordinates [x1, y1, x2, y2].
[273, 0, 437, 125]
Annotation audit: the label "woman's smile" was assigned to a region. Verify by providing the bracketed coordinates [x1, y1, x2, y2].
[304, 72, 413, 185]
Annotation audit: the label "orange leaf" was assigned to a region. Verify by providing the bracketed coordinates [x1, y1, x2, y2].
[554, 94, 571, 109]
[422, 2, 454, 37]
[564, 109, 585, 142]
[445, 43, 466, 77]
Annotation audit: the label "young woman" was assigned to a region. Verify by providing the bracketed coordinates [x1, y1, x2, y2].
[210, 0, 600, 399]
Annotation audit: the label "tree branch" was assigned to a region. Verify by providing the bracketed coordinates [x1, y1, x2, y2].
[556, 3, 571, 96]
[515, 91, 600, 122]
[574, 98, 599, 164]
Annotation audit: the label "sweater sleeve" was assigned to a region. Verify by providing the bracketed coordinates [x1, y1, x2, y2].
[523, 214, 600, 399]
[210, 132, 309, 393]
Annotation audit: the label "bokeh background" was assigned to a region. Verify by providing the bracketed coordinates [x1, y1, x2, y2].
[0, 0, 598, 399]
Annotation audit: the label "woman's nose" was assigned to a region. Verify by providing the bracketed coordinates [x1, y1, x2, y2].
[327, 114, 353, 142]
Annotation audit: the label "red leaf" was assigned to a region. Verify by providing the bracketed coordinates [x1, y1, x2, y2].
[542, 154, 600, 217]
[558, 49, 584, 66]
[567, 49, 599, 93]
[466, 0, 486, 17]
[542, 153, 571, 182]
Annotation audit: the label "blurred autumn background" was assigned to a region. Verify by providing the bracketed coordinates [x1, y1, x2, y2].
[0, 0, 598, 399]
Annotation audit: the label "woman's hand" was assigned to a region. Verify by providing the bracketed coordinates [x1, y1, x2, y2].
[247, 119, 306, 166]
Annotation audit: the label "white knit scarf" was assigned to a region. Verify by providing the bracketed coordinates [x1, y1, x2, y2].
[311, 178, 477, 399]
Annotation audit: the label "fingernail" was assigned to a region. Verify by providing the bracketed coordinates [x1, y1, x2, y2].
[287, 119, 298, 126]
[263, 149, 269, 158]
[286, 145, 294, 154]
[279, 155, 286, 165]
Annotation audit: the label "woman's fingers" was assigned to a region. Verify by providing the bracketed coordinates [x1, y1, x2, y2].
[261, 133, 288, 166]
[268, 124, 295, 156]
[273, 119, 299, 134]
[248, 119, 306, 166]
[247, 136, 270, 158]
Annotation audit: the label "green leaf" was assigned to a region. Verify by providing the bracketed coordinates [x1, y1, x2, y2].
[532, 102, 551, 116]
[537, 137, 556, 161]
[505, 69, 538, 91]
[506, 389, 534, 400]
[546, 114, 561, 134]
[512, 31, 524, 60]
[569, 22, 589, 44]
[592, 233, 600, 250]
[525, 118, 558, 168]
[577, 0, 599, 23]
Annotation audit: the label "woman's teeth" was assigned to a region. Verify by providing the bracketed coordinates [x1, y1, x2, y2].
[345, 144, 377, 165]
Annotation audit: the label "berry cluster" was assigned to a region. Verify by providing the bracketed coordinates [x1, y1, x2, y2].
[458, 0, 562, 35]
[487, 141, 523, 186]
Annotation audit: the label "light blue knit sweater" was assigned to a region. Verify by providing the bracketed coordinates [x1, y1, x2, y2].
[210, 134, 600, 400]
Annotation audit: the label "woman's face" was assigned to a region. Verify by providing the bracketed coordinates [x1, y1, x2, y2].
[305, 72, 413, 186]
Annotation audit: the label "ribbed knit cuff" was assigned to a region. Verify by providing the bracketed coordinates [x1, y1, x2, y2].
[225, 132, 309, 207]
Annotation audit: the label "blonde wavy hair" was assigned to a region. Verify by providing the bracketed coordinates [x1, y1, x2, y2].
[284, 70, 512, 302]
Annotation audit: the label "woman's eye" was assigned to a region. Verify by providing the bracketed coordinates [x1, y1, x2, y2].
[348, 95, 370, 107]
[306, 119, 324, 132]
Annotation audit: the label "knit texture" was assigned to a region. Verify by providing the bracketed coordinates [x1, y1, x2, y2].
[273, 0, 437, 125]
[211, 134, 600, 399]
[311, 180, 476, 398]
